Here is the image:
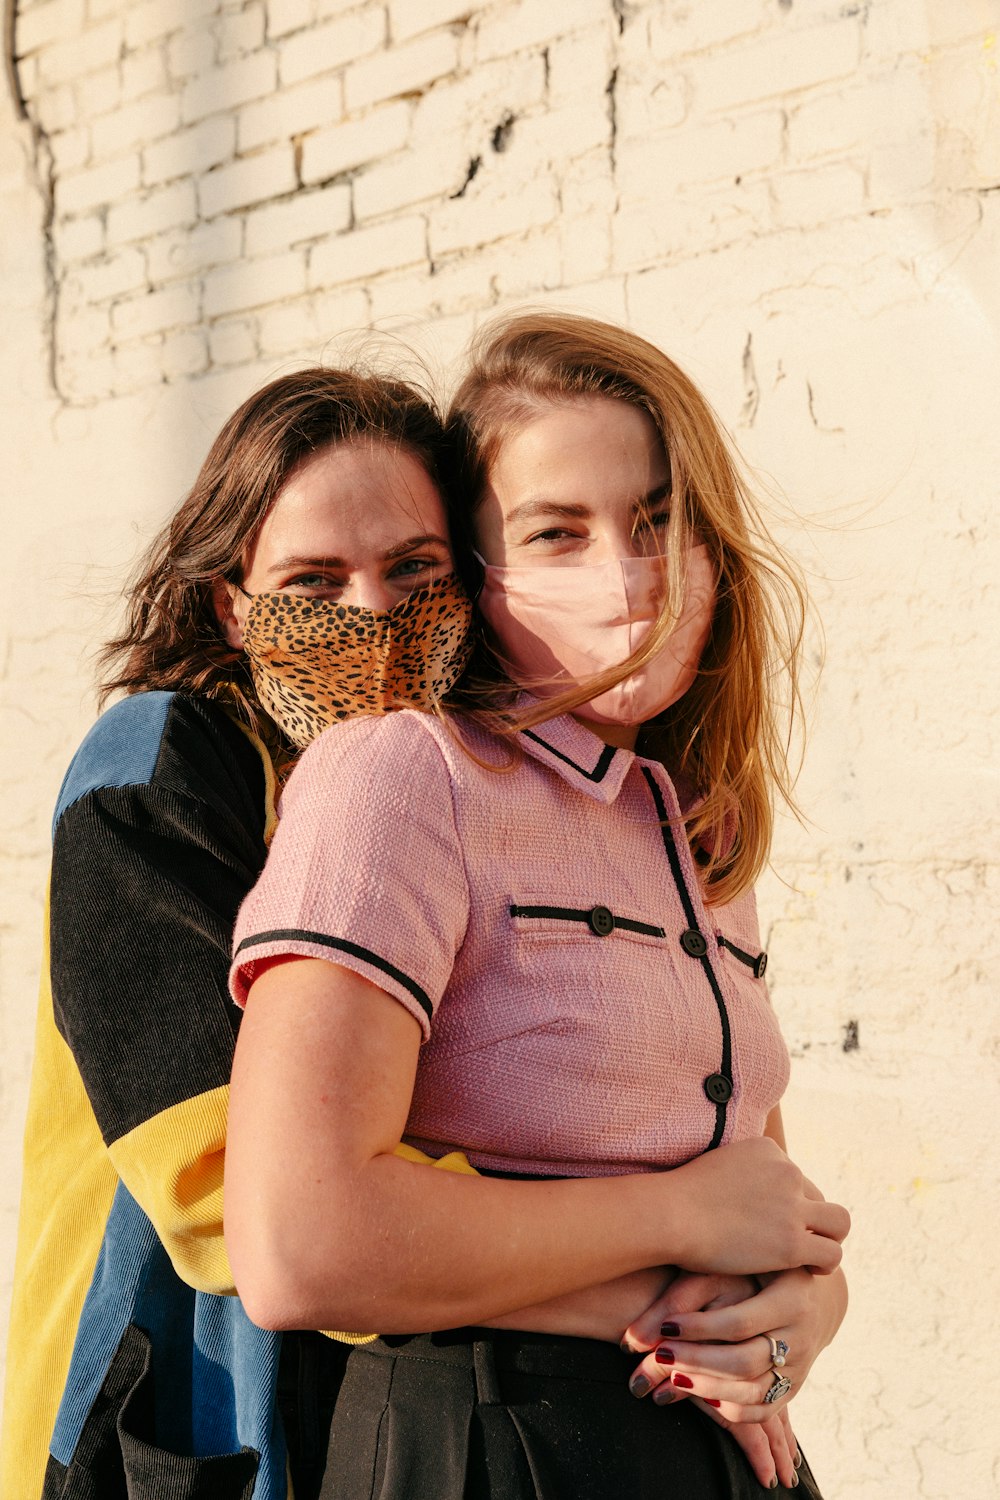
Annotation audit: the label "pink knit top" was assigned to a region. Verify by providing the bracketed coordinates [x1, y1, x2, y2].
[230, 710, 790, 1178]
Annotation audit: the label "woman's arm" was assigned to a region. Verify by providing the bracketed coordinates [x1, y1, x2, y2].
[224, 958, 850, 1332]
[485, 1268, 677, 1342]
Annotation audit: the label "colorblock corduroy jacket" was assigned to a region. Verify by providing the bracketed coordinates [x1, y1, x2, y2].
[1, 692, 290, 1500]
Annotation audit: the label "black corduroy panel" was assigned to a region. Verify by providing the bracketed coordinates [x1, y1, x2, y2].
[49, 697, 270, 1146]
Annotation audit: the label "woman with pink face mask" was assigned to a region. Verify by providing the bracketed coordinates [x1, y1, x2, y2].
[225, 314, 850, 1499]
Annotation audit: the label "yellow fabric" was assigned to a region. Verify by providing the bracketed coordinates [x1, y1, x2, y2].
[0, 897, 117, 1500]
[108, 1085, 236, 1294]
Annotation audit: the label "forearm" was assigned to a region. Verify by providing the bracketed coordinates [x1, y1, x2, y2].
[227, 1154, 684, 1332]
[484, 1267, 676, 1343]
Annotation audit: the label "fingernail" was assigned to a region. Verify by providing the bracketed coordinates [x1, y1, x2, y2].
[769, 1480, 779, 1491]
[672, 1373, 694, 1389]
[704, 1398, 721, 1408]
[660, 1321, 681, 1337]
[794, 1452, 803, 1470]
[619, 1338, 630, 1353]
[652, 1386, 677, 1405]
[629, 1374, 651, 1398]
[791, 1475, 800, 1488]
[654, 1347, 675, 1364]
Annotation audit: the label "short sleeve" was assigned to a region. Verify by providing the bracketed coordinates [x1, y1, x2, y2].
[230, 713, 470, 1039]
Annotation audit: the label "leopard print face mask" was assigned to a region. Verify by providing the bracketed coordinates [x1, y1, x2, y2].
[240, 572, 474, 750]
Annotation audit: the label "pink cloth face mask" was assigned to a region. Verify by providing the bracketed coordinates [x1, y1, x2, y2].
[476, 545, 716, 726]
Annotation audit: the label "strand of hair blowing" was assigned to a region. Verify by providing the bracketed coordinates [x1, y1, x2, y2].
[443, 311, 808, 907]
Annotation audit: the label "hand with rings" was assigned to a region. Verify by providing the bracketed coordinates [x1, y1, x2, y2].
[620, 1273, 804, 1490]
[620, 1266, 847, 1490]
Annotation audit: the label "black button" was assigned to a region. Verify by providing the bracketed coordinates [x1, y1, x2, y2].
[680, 928, 708, 957]
[754, 952, 768, 979]
[704, 1073, 733, 1104]
[588, 905, 615, 936]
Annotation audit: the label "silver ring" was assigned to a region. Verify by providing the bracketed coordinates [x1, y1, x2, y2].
[764, 1371, 793, 1404]
[765, 1335, 789, 1368]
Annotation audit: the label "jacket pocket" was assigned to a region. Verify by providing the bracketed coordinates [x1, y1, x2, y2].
[508, 896, 666, 946]
[50, 1323, 260, 1500]
[715, 930, 768, 980]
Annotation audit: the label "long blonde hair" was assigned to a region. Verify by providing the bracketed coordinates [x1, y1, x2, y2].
[445, 311, 806, 905]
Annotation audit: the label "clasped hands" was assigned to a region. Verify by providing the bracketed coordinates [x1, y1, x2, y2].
[620, 1266, 839, 1492]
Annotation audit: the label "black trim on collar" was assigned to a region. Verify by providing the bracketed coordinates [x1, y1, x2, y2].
[522, 730, 618, 783]
[235, 929, 433, 1021]
[642, 768, 733, 1152]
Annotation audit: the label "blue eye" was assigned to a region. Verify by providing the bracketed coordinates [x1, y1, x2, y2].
[285, 574, 343, 598]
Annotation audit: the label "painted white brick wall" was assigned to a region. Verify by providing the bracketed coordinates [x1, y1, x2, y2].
[12, 0, 997, 407]
[3, 2, 1000, 1495]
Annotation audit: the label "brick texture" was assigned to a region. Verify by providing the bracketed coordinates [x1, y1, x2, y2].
[13, 0, 994, 415]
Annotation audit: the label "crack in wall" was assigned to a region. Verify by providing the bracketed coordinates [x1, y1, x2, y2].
[491, 111, 515, 153]
[740, 332, 760, 427]
[605, 66, 618, 171]
[450, 154, 481, 198]
[806, 379, 846, 433]
[7, 0, 62, 401]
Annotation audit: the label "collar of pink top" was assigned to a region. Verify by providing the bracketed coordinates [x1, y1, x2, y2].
[515, 717, 632, 810]
[513, 703, 706, 820]
[514, 708, 639, 806]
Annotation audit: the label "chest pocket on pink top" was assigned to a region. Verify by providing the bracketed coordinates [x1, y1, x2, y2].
[716, 931, 769, 980]
[508, 901, 666, 945]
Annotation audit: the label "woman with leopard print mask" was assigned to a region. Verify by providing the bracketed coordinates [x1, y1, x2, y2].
[3, 368, 475, 1500]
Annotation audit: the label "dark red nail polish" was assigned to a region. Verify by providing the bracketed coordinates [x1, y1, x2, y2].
[654, 1347, 675, 1364]
[672, 1373, 694, 1389]
[660, 1321, 681, 1337]
[704, 1398, 721, 1408]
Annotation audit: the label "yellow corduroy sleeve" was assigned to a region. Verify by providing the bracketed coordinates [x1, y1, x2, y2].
[111, 1106, 478, 1342]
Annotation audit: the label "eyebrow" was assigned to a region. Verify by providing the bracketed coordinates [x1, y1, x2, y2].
[266, 534, 450, 573]
[505, 484, 671, 528]
[382, 532, 451, 561]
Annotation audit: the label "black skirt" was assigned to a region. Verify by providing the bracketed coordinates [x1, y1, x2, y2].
[316, 1328, 823, 1500]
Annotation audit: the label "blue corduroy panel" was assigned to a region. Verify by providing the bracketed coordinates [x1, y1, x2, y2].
[52, 691, 175, 837]
[191, 1293, 288, 1497]
[49, 1182, 287, 1496]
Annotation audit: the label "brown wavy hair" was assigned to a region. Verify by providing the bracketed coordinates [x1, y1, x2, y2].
[98, 365, 449, 755]
[444, 311, 807, 905]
